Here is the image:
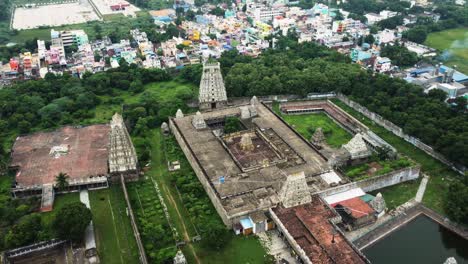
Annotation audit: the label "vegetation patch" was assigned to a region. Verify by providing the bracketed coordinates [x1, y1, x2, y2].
[89, 186, 139, 264]
[224, 116, 244, 134]
[273, 103, 352, 148]
[127, 180, 178, 263]
[343, 157, 413, 181]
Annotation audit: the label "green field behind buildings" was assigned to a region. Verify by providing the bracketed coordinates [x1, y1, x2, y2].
[425, 28, 468, 74]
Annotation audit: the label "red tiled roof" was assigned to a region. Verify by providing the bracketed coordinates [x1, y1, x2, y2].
[332, 197, 375, 219]
[273, 196, 367, 264]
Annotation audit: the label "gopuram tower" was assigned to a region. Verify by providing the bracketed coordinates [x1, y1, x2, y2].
[198, 62, 228, 111]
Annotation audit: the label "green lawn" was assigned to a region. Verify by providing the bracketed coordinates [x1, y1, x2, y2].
[191, 235, 268, 264]
[370, 179, 421, 210]
[425, 28, 468, 74]
[89, 186, 139, 264]
[331, 99, 459, 214]
[141, 81, 198, 103]
[273, 103, 352, 148]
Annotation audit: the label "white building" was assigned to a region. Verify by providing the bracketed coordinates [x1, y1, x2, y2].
[374, 57, 392, 73]
[376, 29, 396, 44]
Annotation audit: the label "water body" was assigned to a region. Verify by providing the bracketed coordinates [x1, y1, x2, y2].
[364, 215, 468, 264]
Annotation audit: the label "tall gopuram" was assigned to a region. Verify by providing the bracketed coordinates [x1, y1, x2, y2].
[198, 62, 228, 111]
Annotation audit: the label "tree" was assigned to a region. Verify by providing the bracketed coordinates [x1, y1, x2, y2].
[210, 7, 225, 17]
[4, 214, 42, 248]
[380, 44, 418, 67]
[55, 172, 69, 191]
[364, 34, 375, 45]
[403, 26, 428, 44]
[53, 202, 92, 242]
[224, 117, 243, 133]
[427, 89, 447, 102]
[94, 51, 102, 62]
[452, 96, 467, 113]
[199, 220, 230, 250]
[444, 173, 468, 224]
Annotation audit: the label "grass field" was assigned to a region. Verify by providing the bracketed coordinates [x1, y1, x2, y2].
[192, 235, 268, 264]
[425, 28, 468, 74]
[331, 99, 460, 214]
[89, 186, 140, 264]
[273, 103, 352, 148]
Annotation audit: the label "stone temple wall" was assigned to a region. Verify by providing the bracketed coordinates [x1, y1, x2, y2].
[315, 166, 421, 198]
[169, 118, 232, 226]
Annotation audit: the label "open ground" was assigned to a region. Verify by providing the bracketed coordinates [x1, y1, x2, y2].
[425, 28, 468, 74]
[12, 2, 100, 30]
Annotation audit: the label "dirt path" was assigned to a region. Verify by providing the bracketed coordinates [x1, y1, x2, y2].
[152, 131, 201, 264]
[162, 184, 201, 264]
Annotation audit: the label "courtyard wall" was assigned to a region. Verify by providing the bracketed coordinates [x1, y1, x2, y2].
[169, 118, 232, 226]
[315, 166, 421, 197]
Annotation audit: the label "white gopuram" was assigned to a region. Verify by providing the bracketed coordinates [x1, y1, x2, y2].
[198, 62, 228, 110]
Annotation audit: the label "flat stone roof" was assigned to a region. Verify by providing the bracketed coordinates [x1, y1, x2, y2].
[172, 103, 332, 218]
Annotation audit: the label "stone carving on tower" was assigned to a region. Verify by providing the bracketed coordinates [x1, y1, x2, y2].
[311, 127, 326, 147]
[342, 133, 372, 159]
[108, 113, 138, 181]
[370, 192, 386, 213]
[198, 62, 228, 110]
[192, 111, 207, 129]
[240, 133, 255, 151]
[278, 171, 312, 208]
[175, 109, 184, 118]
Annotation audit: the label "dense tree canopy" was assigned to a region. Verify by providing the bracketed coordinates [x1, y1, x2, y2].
[380, 43, 419, 67]
[0, 0, 10, 21]
[53, 202, 92, 242]
[445, 173, 468, 224]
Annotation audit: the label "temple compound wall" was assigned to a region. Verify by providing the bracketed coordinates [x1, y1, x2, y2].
[169, 118, 232, 226]
[315, 165, 421, 198]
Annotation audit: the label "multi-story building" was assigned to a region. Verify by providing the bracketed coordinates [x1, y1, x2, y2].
[51, 29, 89, 47]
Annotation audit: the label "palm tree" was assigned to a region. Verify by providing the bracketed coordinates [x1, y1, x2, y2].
[55, 172, 70, 191]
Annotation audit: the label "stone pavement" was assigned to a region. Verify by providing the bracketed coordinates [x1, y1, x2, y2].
[415, 175, 429, 202]
[80, 190, 97, 251]
[257, 230, 298, 264]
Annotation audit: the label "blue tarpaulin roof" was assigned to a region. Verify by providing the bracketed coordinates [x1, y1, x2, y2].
[240, 217, 253, 229]
[440, 65, 468, 83]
